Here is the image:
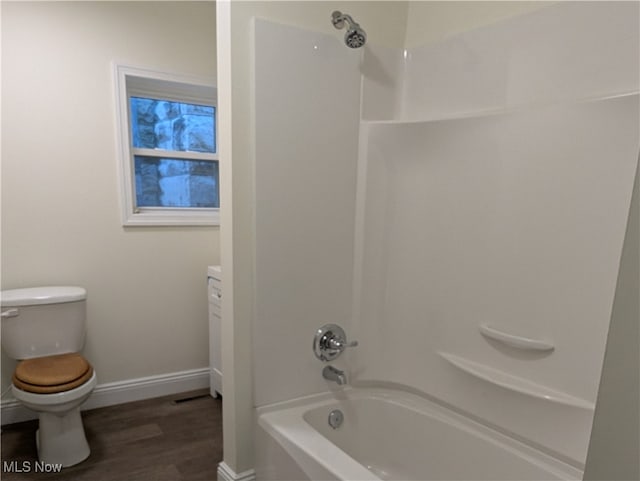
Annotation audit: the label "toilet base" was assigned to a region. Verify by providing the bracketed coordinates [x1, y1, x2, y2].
[37, 407, 90, 467]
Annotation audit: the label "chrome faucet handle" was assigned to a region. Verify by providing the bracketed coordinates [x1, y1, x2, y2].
[313, 324, 358, 362]
[328, 338, 359, 350]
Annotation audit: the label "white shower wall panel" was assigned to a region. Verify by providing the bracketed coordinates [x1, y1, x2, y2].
[360, 45, 404, 120]
[402, 22, 511, 120]
[354, 94, 640, 465]
[361, 2, 640, 122]
[253, 19, 361, 407]
[250, 1, 639, 469]
[500, 1, 639, 109]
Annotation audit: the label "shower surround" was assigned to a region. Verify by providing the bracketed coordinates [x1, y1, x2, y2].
[251, 2, 639, 479]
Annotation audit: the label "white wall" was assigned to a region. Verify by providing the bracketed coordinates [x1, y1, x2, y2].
[404, 1, 554, 48]
[253, 19, 361, 407]
[364, 1, 639, 121]
[220, 0, 639, 475]
[360, 0, 552, 120]
[220, 1, 408, 475]
[1, 2, 217, 400]
[354, 1, 639, 467]
[356, 95, 638, 465]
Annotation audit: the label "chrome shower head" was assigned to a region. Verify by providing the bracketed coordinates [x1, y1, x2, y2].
[331, 11, 367, 49]
[344, 27, 366, 49]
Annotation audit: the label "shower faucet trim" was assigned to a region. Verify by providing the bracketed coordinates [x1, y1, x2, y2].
[313, 323, 358, 362]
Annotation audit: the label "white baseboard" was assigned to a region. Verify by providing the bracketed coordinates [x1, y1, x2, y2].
[1, 367, 210, 426]
[218, 462, 256, 481]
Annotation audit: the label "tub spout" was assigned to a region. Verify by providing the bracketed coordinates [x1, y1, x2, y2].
[322, 365, 346, 385]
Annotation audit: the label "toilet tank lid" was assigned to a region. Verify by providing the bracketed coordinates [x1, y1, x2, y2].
[1, 286, 86, 307]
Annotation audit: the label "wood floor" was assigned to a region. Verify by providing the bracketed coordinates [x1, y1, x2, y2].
[1, 389, 223, 481]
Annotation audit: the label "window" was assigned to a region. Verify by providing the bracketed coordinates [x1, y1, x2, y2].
[115, 65, 218, 226]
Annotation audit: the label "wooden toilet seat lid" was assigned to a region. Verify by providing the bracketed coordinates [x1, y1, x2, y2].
[13, 353, 93, 394]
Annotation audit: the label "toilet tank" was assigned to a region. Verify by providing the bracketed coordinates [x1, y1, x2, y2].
[1, 286, 87, 360]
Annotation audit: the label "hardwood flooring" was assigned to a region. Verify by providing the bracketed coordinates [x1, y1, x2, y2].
[1, 389, 222, 481]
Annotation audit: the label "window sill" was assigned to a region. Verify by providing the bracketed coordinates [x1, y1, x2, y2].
[122, 209, 220, 227]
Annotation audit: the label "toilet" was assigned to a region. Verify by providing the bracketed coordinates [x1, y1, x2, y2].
[1, 286, 97, 467]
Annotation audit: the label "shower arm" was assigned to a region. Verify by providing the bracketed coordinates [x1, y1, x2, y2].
[331, 11, 361, 31]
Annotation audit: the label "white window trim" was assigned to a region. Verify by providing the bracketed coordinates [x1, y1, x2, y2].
[114, 63, 219, 226]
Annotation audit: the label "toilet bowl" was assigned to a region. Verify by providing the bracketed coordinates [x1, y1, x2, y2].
[12, 370, 98, 466]
[1, 286, 96, 467]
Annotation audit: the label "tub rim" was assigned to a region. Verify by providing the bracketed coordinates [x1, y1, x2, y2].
[256, 385, 583, 481]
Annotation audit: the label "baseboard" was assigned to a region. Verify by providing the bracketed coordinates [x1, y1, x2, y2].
[1, 367, 210, 426]
[218, 462, 256, 481]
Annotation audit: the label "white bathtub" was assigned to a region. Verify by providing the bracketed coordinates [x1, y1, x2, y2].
[255, 388, 583, 481]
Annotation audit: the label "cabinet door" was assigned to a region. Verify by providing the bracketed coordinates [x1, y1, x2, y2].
[208, 276, 223, 396]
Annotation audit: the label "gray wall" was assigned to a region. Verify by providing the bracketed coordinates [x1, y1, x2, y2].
[584, 156, 640, 481]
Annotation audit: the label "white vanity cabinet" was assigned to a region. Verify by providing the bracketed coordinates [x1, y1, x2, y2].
[207, 265, 222, 397]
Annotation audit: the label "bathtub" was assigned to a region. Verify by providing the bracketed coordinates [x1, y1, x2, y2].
[255, 387, 583, 481]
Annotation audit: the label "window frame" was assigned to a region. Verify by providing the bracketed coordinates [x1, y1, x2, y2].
[114, 64, 219, 226]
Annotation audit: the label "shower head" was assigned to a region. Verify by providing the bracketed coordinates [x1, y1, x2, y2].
[331, 11, 367, 49]
[344, 27, 367, 49]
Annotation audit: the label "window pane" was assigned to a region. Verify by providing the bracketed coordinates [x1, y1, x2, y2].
[130, 97, 216, 153]
[135, 156, 219, 208]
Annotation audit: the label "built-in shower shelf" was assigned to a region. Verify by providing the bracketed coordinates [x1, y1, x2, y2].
[439, 352, 595, 411]
[479, 325, 555, 352]
[361, 108, 504, 125]
[361, 91, 640, 126]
